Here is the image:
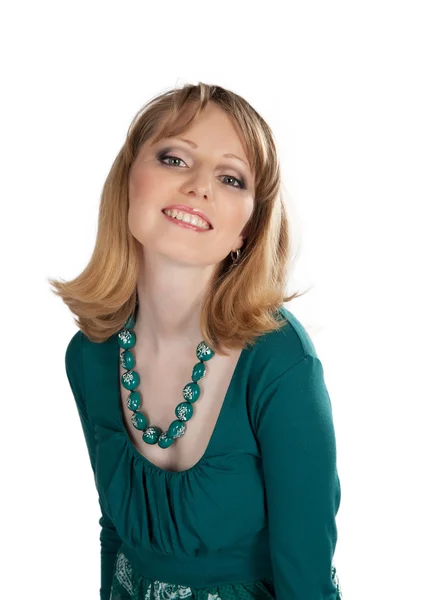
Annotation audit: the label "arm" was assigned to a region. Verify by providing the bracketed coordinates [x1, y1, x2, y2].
[256, 354, 342, 599]
[65, 331, 122, 600]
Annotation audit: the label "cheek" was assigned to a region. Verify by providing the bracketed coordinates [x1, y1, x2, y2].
[127, 168, 168, 238]
[129, 164, 174, 207]
[129, 159, 154, 195]
[128, 167, 149, 203]
[222, 201, 253, 231]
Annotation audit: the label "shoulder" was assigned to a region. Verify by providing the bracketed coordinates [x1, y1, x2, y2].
[65, 329, 84, 368]
[67, 328, 117, 366]
[64, 330, 87, 412]
[247, 307, 335, 438]
[65, 330, 88, 390]
[275, 305, 318, 359]
[247, 305, 319, 392]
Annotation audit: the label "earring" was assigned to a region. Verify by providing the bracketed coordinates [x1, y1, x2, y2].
[230, 249, 241, 266]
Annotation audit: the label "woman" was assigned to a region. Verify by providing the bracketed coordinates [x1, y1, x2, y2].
[51, 82, 342, 599]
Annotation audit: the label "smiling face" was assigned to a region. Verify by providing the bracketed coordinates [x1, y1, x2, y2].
[127, 102, 255, 268]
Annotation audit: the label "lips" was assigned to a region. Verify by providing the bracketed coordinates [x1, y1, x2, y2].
[162, 211, 211, 232]
[162, 205, 213, 228]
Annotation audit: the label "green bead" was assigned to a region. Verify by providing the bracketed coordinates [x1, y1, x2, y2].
[158, 432, 175, 448]
[131, 411, 147, 430]
[120, 349, 135, 369]
[121, 369, 140, 390]
[192, 362, 206, 382]
[175, 402, 193, 421]
[196, 341, 215, 361]
[127, 391, 141, 411]
[182, 382, 201, 403]
[142, 426, 161, 444]
[118, 329, 136, 349]
[168, 420, 186, 439]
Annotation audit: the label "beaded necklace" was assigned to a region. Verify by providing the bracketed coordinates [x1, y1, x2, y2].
[117, 248, 240, 449]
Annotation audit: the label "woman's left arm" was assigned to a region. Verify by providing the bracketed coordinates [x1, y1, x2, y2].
[256, 354, 342, 599]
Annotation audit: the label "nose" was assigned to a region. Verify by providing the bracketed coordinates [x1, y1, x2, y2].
[181, 165, 212, 199]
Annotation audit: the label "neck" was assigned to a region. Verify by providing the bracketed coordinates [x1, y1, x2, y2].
[133, 251, 217, 356]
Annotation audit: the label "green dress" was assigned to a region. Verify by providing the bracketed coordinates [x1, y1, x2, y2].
[65, 306, 342, 599]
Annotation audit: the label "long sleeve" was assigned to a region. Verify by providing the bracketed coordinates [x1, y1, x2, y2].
[65, 331, 122, 600]
[256, 354, 342, 599]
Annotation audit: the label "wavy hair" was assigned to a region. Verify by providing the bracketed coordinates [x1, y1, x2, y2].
[48, 82, 309, 356]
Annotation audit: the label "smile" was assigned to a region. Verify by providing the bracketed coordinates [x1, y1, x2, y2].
[162, 210, 212, 232]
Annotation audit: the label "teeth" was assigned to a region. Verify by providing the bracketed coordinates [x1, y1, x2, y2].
[163, 209, 210, 229]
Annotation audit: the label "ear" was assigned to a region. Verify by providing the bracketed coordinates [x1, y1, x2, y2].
[234, 214, 253, 250]
[234, 233, 247, 252]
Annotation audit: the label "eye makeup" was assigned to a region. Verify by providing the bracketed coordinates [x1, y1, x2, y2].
[155, 147, 247, 190]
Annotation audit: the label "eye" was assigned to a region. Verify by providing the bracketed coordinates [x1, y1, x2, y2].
[221, 175, 246, 189]
[160, 154, 186, 168]
[158, 153, 246, 190]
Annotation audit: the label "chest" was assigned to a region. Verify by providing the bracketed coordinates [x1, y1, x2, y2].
[118, 346, 243, 472]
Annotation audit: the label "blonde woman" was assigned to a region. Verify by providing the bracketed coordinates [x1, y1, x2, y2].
[51, 82, 342, 599]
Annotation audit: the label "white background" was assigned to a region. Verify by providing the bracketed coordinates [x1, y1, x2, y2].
[1, 1, 436, 598]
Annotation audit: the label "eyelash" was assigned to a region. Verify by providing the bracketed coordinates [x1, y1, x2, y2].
[157, 153, 246, 190]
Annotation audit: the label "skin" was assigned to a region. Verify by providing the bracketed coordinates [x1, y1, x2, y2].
[127, 101, 255, 358]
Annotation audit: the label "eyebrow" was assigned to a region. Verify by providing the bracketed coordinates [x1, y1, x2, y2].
[168, 137, 250, 170]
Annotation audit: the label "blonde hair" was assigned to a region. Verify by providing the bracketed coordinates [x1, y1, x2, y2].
[48, 82, 309, 356]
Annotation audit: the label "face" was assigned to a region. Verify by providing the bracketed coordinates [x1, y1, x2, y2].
[127, 102, 255, 269]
